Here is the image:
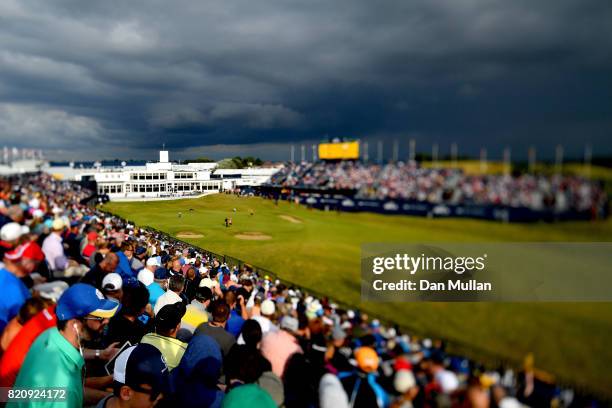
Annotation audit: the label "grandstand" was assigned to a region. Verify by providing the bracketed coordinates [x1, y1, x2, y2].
[263, 141, 608, 222]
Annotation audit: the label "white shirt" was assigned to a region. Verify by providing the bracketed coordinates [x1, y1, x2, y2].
[153, 290, 182, 315]
[42, 232, 68, 272]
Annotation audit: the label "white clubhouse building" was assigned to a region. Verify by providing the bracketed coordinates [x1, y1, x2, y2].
[72, 150, 279, 200]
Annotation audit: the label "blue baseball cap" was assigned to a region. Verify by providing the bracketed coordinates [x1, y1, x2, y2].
[154, 267, 169, 280]
[56, 283, 121, 321]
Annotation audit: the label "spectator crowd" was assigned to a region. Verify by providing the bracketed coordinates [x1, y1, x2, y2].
[0, 172, 601, 407]
[268, 161, 607, 214]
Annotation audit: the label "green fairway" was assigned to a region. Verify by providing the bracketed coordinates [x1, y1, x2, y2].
[103, 194, 612, 398]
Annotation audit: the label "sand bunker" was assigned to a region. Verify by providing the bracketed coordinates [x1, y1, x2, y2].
[176, 232, 204, 238]
[279, 215, 302, 224]
[235, 232, 272, 240]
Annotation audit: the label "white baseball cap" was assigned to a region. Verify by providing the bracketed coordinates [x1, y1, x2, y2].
[146, 257, 161, 267]
[394, 370, 416, 393]
[0, 222, 29, 242]
[199, 277, 218, 289]
[102, 273, 123, 291]
[261, 299, 276, 316]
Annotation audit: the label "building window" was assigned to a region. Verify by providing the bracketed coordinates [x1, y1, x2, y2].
[175, 172, 194, 179]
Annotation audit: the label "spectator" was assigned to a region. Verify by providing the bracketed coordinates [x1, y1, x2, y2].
[0, 297, 48, 354]
[284, 353, 323, 408]
[177, 286, 212, 342]
[225, 291, 246, 338]
[391, 370, 418, 408]
[326, 325, 352, 373]
[168, 334, 224, 407]
[115, 242, 139, 281]
[237, 319, 263, 349]
[260, 330, 303, 379]
[222, 384, 276, 408]
[137, 267, 165, 309]
[225, 344, 271, 387]
[96, 343, 169, 408]
[428, 353, 459, 394]
[0, 305, 57, 388]
[252, 299, 278, 335]
[338, 346, 390, 408]
[105, 282, 153, 346]
[194, 300, 236, 359]
[256, 370, 285, 407]
[1, 205, 24, 227]
[0, 222, 29, 259]
[319, 373, 349, 408]
[90, 240, 112, 268]
[81, 231, 98, 260]
[101, 272, 124, 303]
[144, 257, 161, 275]
[0, 242, 45, 332]
[183, 266, 200, 301]
[169, 258, 182, 277]
[134, 246, 148, 264]
[154, 275, 185, 316]
[9, 283, 119, 407]
[124, 242, 144, 272]
[153, 267, 170, 291]
[81, 252, 119, 289]
[141, 302, 188, 370]
[42, 218, 88, 278]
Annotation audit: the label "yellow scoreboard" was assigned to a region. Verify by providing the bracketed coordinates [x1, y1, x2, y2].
[318, 141, 360, 160]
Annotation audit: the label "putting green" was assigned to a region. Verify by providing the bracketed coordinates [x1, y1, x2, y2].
[103, 194, 612, 398]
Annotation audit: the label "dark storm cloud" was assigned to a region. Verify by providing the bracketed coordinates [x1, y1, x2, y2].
[0, 0, 611, 160]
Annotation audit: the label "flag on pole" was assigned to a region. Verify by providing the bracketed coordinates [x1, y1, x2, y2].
[409, 139, 416, 162]
[432, 143, 439, 167]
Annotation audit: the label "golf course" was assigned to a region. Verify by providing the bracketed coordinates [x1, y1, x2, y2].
[103, 194, 612, 398]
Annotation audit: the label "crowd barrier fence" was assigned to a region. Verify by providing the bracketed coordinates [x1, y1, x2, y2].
[257, 186, 607, 222]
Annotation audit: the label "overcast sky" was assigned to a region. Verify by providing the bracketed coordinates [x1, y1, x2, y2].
[1, 0, 611, 161]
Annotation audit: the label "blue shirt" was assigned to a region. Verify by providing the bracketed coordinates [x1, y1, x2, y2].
[147, 282, 165, 309]
[226, 309, 245, 338]
[0, 268, 30, 333]
[115, 252, 136, 280]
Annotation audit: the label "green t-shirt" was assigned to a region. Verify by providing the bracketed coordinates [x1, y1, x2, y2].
[9, 328, 84, 408]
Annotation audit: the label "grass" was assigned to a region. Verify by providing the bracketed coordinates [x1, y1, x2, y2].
[103, 194, 612, 399]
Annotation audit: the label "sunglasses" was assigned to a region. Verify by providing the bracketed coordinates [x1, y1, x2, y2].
[82, 315, 106, 322]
